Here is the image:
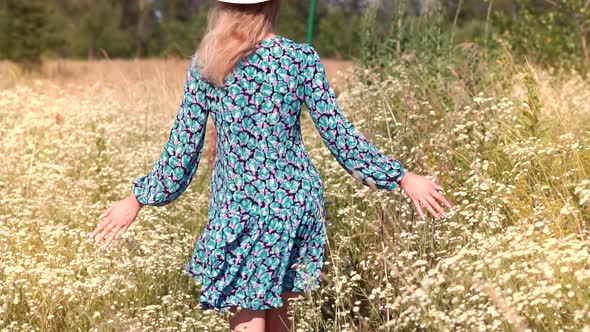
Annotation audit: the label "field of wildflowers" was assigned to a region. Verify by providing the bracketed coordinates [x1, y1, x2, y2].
[0, 56, 589, 331]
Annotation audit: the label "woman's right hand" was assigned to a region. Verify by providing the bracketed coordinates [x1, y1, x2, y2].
[89, 194, 143, 251]
[399, 171, 452, 220]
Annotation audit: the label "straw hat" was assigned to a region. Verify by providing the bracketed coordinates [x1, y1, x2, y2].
[217, 0, 270, 3]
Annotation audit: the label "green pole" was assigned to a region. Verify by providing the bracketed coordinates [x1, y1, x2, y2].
[306, 0, 317, 45]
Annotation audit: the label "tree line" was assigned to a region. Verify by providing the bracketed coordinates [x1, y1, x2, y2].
[0, 0, 588, 72]
[0, 0, 370, 68]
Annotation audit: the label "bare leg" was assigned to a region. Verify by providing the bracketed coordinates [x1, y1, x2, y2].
[228, 307, 266, 332]
[265, 291, 304, 332]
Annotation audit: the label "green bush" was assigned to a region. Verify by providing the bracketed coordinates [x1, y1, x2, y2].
[0, 0, 49, 70]
[494, 0, 590, 74]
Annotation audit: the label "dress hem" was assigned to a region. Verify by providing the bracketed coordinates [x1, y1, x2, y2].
[184, 265, 322, 314]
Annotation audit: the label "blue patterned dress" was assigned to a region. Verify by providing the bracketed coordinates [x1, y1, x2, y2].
[132, 35, 405, 313]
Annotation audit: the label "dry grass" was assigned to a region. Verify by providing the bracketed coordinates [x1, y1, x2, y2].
[0, 58, 352, 90]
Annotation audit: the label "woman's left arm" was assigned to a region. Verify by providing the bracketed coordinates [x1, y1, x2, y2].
[301, 46, 452, 220]
[132, 60, 210, 206]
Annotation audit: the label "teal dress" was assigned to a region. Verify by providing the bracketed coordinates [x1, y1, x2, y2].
[131, 35, 405, 313]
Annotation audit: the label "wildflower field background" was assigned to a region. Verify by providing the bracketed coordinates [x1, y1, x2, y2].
[2, 1, 590, 331]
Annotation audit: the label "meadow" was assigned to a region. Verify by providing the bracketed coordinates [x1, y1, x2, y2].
[0, 54, 589, 332]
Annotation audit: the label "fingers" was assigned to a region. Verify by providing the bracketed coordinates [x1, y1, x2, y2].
[425, 194, 446, 219]
[90, 217, 110, 238]
[100, 205, 114, 219]
[94, 220, 117, 247]
[430, 188, 452, 209]
[420, 197, 439, 220]
[106, 224, 130, 250]
[404, 175, 452, 221]
[429, 180, 443, 191]
[425, 178, 452, 210]
[102, 224, 123, 250]
[411, 198, 425, 221]
[91, 204, 115, 238]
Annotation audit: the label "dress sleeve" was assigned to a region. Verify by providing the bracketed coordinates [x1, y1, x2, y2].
[301, 46, 406, 191]
[131, 58, 210, 206]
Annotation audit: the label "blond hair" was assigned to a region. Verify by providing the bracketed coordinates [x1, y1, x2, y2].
[195, 0, 281, 88]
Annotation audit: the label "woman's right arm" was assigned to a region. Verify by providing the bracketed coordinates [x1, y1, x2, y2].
[90, 58, 211, 249]
[131, 60, 210, 206]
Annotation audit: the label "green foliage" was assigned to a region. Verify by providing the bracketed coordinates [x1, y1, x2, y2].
[356, 0, 479, 113]
[518, 62, 546, 138]
[155, 11, 208, 58]
[0, 0, 367, 60]
[358, 3, 379, 67]
[79, 1, 132, 58]
[275, 0, 314, 43]
[358, 1, 454, 72]
[494, 0, 590, 73]
[314, 7, 362, 58]
[0, 0, 50, 70]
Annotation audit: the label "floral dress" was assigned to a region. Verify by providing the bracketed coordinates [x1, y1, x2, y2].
[131, 35, 405, 313]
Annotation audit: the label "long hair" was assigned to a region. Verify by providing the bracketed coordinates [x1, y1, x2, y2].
[195, 0, 281, 88]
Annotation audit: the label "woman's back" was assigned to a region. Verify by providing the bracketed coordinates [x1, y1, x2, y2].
[131, 33, 406, 311]
[211, 35, 306, 143]
[208, 36, 319, 173]
[205, 34, 327, 227]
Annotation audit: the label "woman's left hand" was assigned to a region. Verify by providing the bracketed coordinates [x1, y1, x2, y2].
[399, 171, 452, 220]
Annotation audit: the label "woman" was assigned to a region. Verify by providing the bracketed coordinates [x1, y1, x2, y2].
[90, 0, 452, 331]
